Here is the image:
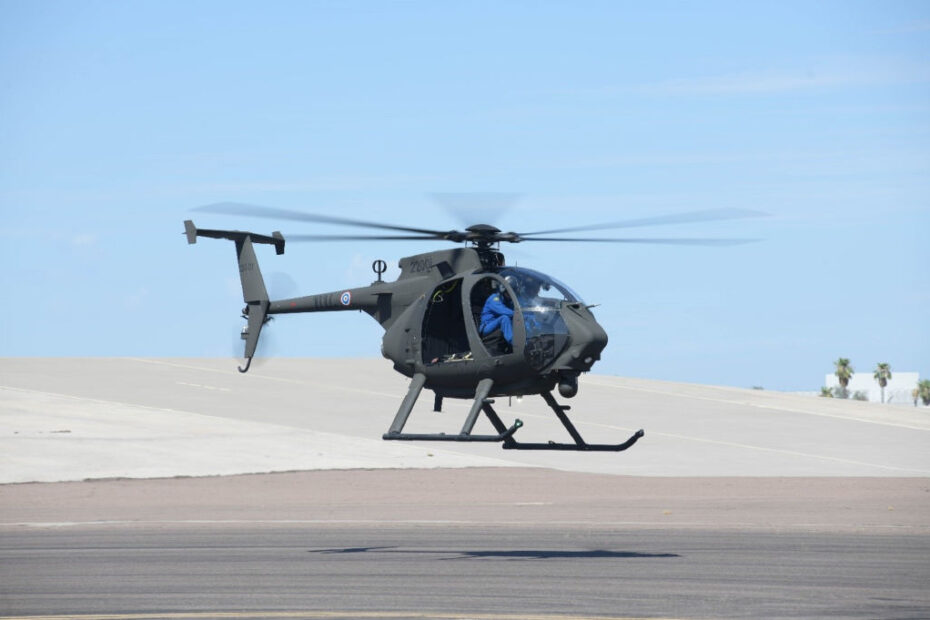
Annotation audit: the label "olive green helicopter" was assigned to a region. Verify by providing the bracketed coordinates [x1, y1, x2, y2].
[184, 201, 759, 452]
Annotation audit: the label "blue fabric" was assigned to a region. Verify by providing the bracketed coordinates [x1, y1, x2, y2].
[480, 293, 514, 344]
[481, 314, 514, 344]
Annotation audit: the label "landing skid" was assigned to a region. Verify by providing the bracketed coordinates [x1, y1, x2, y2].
[382, 373, 644, 452]
[381, 419, 523, 443]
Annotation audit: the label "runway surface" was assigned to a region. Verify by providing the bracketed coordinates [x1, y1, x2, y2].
[2, 358, 930, 618]
[2, 470, 929, 619]
[4, 524, 929, 619]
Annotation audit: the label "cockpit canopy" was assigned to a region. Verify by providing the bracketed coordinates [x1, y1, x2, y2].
[496, 267, 583, 309]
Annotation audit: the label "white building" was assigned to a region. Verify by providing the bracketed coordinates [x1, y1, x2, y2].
[824, 371, 921, 405]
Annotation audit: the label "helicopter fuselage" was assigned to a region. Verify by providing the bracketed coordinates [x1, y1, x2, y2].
[267, 247, 607, 400]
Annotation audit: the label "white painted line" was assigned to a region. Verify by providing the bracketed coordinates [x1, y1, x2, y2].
[0, 611, 680, 620]
[127, 358, 401, 399]
[583, 378, 930, 432]
[511, 409, 930, 475]
[3, 519, 923, 533]
[175, 382, 231, 392]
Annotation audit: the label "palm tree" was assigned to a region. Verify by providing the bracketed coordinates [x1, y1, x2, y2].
[919, 380, 930, 407]
[819, 387, 834, 398]
[834, 358, 853, 399]
[873, 363, 892, 404]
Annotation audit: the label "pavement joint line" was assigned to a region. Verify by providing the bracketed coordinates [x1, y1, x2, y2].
[587, 420, 930, 474]
[0, 385, 353, 439]
[582, 378, 930, 432]
[1, 385, 198, 417]
[175, 381, 231, 392]
[126, 357, 401, 399]
[511, 410, 930, 475]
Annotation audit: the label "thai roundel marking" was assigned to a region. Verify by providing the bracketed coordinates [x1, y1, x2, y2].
[340, 291, 351, 306]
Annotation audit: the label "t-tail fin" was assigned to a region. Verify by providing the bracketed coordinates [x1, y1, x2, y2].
[184, 220, 284, 372]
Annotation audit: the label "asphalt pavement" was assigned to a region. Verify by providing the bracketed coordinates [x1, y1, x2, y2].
[3, 525, 929, 619]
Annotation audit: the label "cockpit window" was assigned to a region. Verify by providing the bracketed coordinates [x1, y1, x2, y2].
[497, 267, 582, 308]
[497, 267, 575, 370]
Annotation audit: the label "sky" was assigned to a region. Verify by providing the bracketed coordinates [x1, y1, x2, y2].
[1, 1, 928, 391]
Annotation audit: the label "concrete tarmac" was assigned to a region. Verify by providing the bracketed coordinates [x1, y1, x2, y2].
[2, 357, 929, 481]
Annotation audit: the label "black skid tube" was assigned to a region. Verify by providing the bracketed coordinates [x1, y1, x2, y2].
[383, 419, 523, 443]
[481, 393, 644, 452]
[501, 429, 644, 451]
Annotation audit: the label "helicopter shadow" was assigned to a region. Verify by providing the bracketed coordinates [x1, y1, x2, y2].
[309, 546, 680, 561]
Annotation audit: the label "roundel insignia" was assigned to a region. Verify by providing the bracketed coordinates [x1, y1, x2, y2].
[340, 291, 352, 306]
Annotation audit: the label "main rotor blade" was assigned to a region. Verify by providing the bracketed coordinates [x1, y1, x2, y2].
[521, 236, 760, 246]
[194, 201, 449, 237]
[521, 208, 766, 236]
[284, 234, 445, 242]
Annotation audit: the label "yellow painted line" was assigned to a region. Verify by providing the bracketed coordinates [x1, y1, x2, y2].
[0, 612, 679, 620]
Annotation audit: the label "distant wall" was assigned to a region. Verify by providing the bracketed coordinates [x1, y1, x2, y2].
[824, 371, 921, 405]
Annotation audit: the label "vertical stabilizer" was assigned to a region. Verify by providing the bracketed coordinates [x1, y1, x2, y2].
[184, 220, 279, 372]
[235, 236, 269, 372]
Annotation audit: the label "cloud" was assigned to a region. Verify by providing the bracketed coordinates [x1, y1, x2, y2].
[186, 174, 443, 194]
[71, 233, 97, 247]
[123, 287, 149, 309]
[635, 59, 930, 96]
[874, 19, 930, 35]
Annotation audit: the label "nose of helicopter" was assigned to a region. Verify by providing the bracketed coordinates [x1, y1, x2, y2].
[559, 303, 608, 372]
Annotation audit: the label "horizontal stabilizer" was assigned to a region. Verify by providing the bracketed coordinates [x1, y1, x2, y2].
[183, 220, 285, 255]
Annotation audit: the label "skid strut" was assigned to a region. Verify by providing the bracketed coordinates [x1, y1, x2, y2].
[382, 375, 643, 452]
[481, 392, 643, 452]
[383, 375, 522, 442]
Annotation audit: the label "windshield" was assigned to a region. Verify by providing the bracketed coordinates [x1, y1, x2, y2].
[496, 267, 582, 309]
[497, 267, 578, 370]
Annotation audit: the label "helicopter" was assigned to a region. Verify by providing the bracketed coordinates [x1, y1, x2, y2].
[184, 201, 760, 452]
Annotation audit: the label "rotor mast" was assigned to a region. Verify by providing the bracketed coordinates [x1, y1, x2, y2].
[461, 224, 510, 269]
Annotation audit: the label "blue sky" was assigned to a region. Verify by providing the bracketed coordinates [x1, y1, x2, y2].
[1, 1, 927, 391]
